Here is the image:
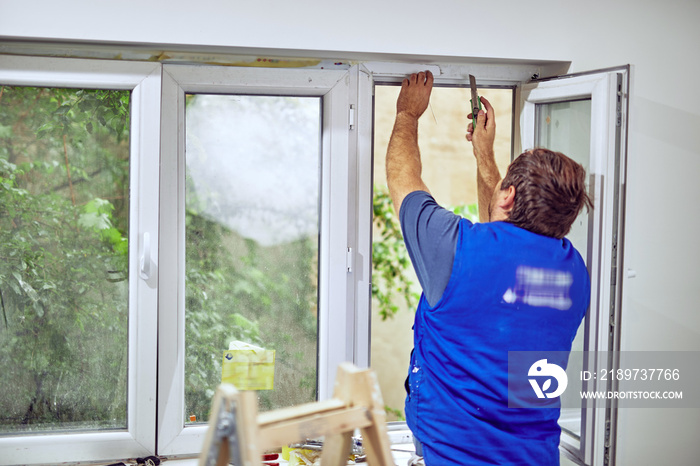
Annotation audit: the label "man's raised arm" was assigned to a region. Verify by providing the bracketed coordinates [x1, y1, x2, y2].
[467, 97, 501, 223]
[386, 71, 433, 215]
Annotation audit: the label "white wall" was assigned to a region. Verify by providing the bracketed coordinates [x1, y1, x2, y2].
[3, 0, 700, 463]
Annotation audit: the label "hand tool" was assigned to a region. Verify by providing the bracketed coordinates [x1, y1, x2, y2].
[469, 74, 482, 130]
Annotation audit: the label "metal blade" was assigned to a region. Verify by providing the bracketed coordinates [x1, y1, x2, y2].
[469, 74, 479, 116]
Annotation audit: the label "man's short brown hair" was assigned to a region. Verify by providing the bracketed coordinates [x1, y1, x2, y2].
[500, 148, 593, 239]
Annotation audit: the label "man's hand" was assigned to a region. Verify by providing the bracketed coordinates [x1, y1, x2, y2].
[466, 96, 502, 223]
[396, 71, 434, 119]
[466, 96, 496, 158]
[385, 71, 433, 215]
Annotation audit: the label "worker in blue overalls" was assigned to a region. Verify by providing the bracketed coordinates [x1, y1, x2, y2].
[386, 71, 592, 465]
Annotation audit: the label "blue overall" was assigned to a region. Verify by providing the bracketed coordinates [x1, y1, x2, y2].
[402, 195, 590, 465]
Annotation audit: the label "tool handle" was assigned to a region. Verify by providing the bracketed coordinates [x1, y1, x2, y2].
[470, 96, 482, 130]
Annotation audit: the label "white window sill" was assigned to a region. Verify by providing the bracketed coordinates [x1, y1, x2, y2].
[141, 428, 417, 466]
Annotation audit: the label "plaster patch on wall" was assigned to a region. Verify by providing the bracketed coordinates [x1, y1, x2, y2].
[0, 42, 349, 69]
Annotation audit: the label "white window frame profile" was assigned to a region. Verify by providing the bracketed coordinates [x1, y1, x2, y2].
[519, 68, 629, 466]
[0, 56, 162, 465]
[156, 64, 370, 456]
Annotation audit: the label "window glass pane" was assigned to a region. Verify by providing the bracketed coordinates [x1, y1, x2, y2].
[536, 99, 592, 439]
[371, 85, 512, 421]
[536, 99, 592, 259]
[0, 86, 130, 433]
[184, 95, 320, 424]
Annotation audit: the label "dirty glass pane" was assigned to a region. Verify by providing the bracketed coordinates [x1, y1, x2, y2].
[371, 85, 513, 422]
[184, 95, 320, 423]
[0, 86, 131, 433]
[536, 98, 592, 439]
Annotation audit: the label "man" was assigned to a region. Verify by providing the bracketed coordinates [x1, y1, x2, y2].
[386, 71, 592, 465]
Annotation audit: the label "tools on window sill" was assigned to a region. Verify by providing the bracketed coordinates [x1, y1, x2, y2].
[105, 456, 161, 466]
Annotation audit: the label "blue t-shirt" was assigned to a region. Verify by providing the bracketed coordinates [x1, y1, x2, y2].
[400, 191, 590, 466]
[399, 191, 460, 307]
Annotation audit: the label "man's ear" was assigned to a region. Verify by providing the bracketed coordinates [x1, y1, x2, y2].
[501, 185, 515, 212]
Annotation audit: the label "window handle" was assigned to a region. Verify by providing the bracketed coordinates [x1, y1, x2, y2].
[140, 232, 151, 280]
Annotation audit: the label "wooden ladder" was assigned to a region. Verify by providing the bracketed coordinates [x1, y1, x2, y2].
[199, 362, 395, 466]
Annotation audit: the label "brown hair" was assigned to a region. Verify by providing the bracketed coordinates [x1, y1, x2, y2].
[500, 148, 593, 239]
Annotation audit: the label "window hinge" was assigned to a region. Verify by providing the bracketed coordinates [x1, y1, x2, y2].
[609, 276, 617, 330]
[349, 104, 356, 130]
[346, 247, 354, 273]
[610, 264, 617, 287]
[616, 85, 623, 127]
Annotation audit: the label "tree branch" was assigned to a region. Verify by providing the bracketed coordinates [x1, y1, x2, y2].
[0, 289, 8, 329]
[50, 167, 104, 193]
[62, 134, 76, 206]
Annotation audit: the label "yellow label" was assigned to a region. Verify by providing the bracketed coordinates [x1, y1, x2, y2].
[221, 349, 275, 391]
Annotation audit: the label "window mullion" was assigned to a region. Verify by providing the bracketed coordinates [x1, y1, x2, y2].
[317, 70, 354, 401]
[156, 67, 189, 454]
[351, 66, 374, 370]
[128, 64, 162, 452]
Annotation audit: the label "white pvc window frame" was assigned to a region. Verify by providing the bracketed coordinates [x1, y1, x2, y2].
[0, 53, 618, 464]
[0, 56, 161, 465]
[519, 69, 628, 466]
[156, 64, 369, 456]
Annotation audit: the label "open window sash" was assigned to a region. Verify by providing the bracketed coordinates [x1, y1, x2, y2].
[518, 67, 629, 466]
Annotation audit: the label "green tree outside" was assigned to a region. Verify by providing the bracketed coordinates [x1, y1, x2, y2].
[0, 86, 130, 432]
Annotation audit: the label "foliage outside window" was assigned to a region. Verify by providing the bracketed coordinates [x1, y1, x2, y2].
[0, 86, 130, 433]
